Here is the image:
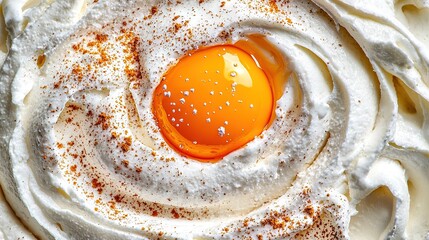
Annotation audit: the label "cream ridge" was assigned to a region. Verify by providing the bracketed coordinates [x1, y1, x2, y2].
[1, 0, 429, 239]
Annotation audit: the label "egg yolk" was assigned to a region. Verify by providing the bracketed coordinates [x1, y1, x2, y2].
[152, 45, 274, 161]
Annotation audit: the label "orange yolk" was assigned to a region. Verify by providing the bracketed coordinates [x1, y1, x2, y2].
[153, 45, 274, 161]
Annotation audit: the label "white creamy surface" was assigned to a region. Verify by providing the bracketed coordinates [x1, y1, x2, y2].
[0, 0, 429, 239]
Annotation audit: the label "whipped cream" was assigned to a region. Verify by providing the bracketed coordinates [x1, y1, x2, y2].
[1, 0, 428, 239]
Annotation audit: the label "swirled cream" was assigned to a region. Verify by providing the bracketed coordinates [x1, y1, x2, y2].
[1, 0, 429, 239]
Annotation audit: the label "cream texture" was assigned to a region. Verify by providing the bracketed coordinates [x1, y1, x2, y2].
[0, 0, 429, 239]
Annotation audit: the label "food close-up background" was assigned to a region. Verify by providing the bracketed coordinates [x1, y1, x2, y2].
[1, 0, 429, 239]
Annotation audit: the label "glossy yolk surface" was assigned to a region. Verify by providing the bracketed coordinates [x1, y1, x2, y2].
[152, 45, 274, 161]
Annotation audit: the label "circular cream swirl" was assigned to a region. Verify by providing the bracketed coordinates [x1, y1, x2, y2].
[1, 0, 429, 239]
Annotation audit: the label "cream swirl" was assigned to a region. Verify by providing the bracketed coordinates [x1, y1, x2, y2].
[0, 0, 428, 239]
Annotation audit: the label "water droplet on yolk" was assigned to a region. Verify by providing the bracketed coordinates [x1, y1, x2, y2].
[153, 45, 274, 162]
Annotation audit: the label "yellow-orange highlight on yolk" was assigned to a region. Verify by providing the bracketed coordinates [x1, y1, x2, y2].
[152, 45, 274, 161]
